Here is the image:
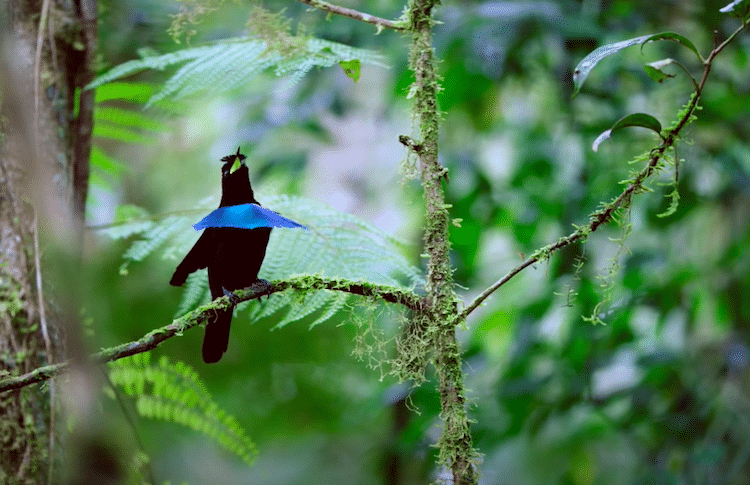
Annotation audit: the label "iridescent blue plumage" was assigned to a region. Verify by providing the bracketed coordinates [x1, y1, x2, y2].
[193, 203, 306, 231]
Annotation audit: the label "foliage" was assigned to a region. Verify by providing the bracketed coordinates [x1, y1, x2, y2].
[86, 37, 387, 107]
[108, 352, 257, 465]
[100, 194, 423, 328]
[22, 0, 749, 483]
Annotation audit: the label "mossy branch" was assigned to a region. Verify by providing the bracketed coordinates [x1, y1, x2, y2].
[0, 276, 421, 393]
[461, 20, 749, 321]
[405, 0, 479, 483]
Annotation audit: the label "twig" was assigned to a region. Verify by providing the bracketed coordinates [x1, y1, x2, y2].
[99, 368, 156, 484]
[33, 0, 51, 154]
[294, 0, 406, 32]
[33, 211, 56, 485]
[0, 276, 422, 393]
[460, 20, 749, 321]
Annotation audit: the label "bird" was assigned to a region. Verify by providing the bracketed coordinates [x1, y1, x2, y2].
[170, 147, 272, 363]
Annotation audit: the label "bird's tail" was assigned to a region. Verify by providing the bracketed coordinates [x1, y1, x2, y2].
[202, 308, 232, 363]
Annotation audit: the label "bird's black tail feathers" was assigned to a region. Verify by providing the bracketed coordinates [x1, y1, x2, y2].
[202, 308, 232, 363]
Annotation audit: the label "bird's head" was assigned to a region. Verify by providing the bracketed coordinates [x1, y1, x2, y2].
[221, 146, 247, 178]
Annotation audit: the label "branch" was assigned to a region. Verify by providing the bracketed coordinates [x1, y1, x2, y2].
[461, 21, 749, 321]
[295, 0, 406, 32]
[406, 0, 478, 483]
[0, 276, 421, 393]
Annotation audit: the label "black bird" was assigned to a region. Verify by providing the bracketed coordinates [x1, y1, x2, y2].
[170, 148, 271, 363]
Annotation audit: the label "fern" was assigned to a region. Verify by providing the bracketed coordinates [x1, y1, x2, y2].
[108, 353, 257, 465]
[86, 37, 387, 107]
[99, 195, 424, 327]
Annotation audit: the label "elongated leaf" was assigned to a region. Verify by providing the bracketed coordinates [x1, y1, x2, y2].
[574, 32, 704, 96]
[86, 45, 226, 90]
[592, 113, 663, 152]
[573, 35, 651, 96]
[94, 106, 167, 131]
[641, 32, 703, 62]
[193, 203, 307, 230]
[93, 123, 157, 144]
[95, 82, 156, 103]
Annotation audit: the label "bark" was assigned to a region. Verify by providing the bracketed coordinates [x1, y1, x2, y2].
[1, 0, 98, 482]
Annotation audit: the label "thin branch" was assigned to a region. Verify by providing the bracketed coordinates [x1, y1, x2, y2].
[294, 0, 406, 32]
[99, 368, 156, 485]
[33, 0, 51, 154]
[461, 21, 749, 321]
[0, 276, 422, 393]
[33, 211, 56, 485]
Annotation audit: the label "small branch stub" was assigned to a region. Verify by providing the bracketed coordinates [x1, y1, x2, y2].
[399, 134, 424, 153]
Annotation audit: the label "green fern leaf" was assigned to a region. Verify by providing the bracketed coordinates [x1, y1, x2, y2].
[87, 37, 387, 107]
[174, 270, 210, 317]
[109, 354, 256, 465]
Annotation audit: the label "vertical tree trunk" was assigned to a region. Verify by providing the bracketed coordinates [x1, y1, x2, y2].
[1, 0, 97, 482]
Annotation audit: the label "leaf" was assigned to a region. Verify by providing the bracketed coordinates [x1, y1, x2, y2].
[93, 123, 158, 144]
[572, 34, 652, 96]
[592, 113, 663, 152]
[573, 32, 704, 96]
[640, 32, 703, 63]
[94, 106, 167, 132]
[643, 58, 677, 83]
[91, 146, 128, 176]
[94, 82, 156, 103]
[229, 158, 242, 174]
[87, 37, 387, 106]
[109, 354, 257, 465]
[720, 0, 750, 18]
[339, 59, 361, 82]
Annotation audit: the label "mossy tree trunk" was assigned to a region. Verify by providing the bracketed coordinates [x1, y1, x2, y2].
[1, 0, 97, 482]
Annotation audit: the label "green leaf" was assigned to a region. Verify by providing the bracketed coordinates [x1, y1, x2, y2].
[339, 59, 361, 82]
[229, 158, 242, 174]
[574, 32, 704, 96]
[87, 37, 387, 107]
[640, 32, 703, 63]
[592, 113, 663, 152]
[109, 354, 257, 465]
[643, 58, 677, 83]
[572, 34, 652, 96]
[94, 82, 156, 103]
[94, 106, 167, 132]
[720, 0, 750, 18]
[93, 123, 157, 144]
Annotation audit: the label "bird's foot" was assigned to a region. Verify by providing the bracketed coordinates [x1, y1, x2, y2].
[222, 287, 240, 306]
[253, 279, 271, 301]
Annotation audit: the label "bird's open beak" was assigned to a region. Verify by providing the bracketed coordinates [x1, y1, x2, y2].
[229, 146, 243, 174]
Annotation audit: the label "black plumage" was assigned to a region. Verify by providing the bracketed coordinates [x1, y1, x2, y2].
[170, 148, 271, 363]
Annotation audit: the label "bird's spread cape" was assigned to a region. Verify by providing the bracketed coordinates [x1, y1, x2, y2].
[193, 203, 307, 231]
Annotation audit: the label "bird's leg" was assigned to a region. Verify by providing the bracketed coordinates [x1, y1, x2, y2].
[222, 287, 240, 307]
[253, 279, 271, 301]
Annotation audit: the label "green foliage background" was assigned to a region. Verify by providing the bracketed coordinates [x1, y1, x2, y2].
[82, 0, 750, 483]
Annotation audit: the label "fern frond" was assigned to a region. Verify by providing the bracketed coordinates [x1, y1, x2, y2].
[119, 216, 185, 275]
[108, 353, 257, 465]
[103, 195, 423, 327]
[87, 37, 387, 107]
[174, 270, 210, 318]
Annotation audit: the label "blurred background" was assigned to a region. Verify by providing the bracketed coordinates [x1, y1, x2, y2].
[81, 0, 750, 483]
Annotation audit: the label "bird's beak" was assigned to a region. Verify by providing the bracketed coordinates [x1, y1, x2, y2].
[229, 147, 243, 174]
